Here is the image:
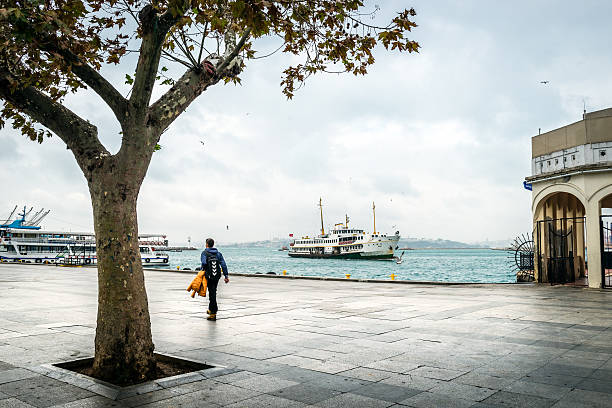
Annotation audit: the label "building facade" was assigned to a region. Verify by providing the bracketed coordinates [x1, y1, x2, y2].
[527, 108, 612, 288]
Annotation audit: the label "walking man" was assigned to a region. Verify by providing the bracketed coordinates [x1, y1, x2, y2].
[201, 238, 229, 321]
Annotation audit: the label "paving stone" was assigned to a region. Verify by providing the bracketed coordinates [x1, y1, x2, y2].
[503, 380, 572, 400]
[314, 392, 394, 408]
[523, 372, 585, 388]
[14, 384, 95, 408]
[408, 366, 466, 381]
[268, 367, 330, 383]
[533, 363, 596, 378]
[223, 394, 307, 408]
[0, 362, 15, 372]
[575, 377, 612, 394]
[429, 381, 497, 402]
[550, 389, 612, 408]
[120, 389, 183, 407]
[0, 376, 64, 397]
[400, 391, 474, 408]
[200, 383, 261, 406]
[304, 374, 372, 392]
[363, 359, 421, 374]
[0, 398, 37, 408]
[381, 374, 442, 391]
[135, 390, 220, 408]
[270, 384, 341, 405]
[163, 378, 219, 396]
[48, 395, 127, 407]
[453, 372, 515, 390]
[480, 390, 557, 407]
[0, 370, 38, 386]
[232, 375, 298, 393]
[351, 382, 421, 403]
[339, 367, 394, 382]
[212, 371, 260, 384]
[233, 359, 286, 375]
[115, 382, 164, 400]
[588, 368, 612, 380]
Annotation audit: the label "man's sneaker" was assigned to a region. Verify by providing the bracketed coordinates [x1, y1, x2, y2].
[206, 309, 212, 315]
[207, 314, 216, 321]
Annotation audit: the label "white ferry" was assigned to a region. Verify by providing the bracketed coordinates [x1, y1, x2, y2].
[288, 200, 400, 259]
[0, 206, 169, 266]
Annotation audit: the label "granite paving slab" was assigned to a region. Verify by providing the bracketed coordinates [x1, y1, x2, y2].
[0, 398, 37, 408]
[400, 391, 474, 408]
[380, 373, 442, 391]
[222, 394, 307, 408]
[428, 381, 497, 402]
[314, 392, 394, 408]
[350, 382, 421, 403]
[269, 383, 341, 405]
[480, 390, 557, 407]
[231, 375, 299, 393]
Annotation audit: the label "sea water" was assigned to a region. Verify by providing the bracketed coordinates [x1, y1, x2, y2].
[164, 247, 515, 283]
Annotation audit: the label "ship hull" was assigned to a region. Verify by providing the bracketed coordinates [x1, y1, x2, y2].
[288, 252, 395, 259]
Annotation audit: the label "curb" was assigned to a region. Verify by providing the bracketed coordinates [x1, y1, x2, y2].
[143, 267, 525, 286]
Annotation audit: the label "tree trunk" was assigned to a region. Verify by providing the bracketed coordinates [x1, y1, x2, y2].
[89, 172, 156, 384]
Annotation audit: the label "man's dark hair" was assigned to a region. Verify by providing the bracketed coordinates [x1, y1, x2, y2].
[206, 238, 214, 248]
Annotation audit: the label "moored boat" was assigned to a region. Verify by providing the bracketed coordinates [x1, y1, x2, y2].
[0, 206, 169, 266]
[288, 200, 400, 259]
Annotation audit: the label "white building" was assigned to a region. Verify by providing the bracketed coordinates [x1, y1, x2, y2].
[527, 108, 612, 288]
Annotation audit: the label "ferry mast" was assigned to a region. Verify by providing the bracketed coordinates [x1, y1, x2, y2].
[318, 197, 325, 235]
[372, 201, 377, 234]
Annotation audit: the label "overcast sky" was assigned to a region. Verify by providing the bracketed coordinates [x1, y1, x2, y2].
[2, 0, 612, 246]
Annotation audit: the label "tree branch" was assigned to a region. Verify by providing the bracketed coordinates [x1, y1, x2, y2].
[146, 62, 220, 134]
[0, 16, 128, 123]
[147, 28, 251, 134]
[217, 28, 251, 74]
[0, 67, 109, 174]
[129, 4, 188, 111]
[68, 60, 128, 122]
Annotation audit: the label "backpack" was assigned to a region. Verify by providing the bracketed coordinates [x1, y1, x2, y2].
[205, 252, 222, 281]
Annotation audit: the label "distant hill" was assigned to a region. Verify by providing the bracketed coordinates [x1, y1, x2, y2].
[398, 238, 485, 249]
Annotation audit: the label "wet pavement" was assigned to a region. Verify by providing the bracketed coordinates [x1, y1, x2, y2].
[0, 263, 611, 407]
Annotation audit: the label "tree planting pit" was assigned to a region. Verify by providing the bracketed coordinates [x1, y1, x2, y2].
[40, 353, 229, 400]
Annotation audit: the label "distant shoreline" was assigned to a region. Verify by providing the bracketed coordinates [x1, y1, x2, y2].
[400, 247, 509, 251]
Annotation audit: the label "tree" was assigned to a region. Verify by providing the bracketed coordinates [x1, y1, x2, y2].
[0, 0, 419, 383]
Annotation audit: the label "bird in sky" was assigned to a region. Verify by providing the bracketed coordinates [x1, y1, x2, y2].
[540, 81, 549, 84]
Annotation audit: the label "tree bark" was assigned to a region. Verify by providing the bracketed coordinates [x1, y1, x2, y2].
[89, 158, 156, 384]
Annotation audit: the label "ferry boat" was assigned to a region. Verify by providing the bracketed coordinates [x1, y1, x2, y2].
[288, 200, 400, 259]
[0, 206, 169, 266]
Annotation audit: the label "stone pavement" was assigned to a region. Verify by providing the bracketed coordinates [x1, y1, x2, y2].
[0, 263, 611, 407]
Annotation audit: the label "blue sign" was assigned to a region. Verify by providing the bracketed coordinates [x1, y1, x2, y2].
[523, 181, 533, 191]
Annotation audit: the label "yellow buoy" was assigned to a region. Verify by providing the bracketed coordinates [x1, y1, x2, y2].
[345, 274, 351, 279]
[390, 274, 396, 280]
